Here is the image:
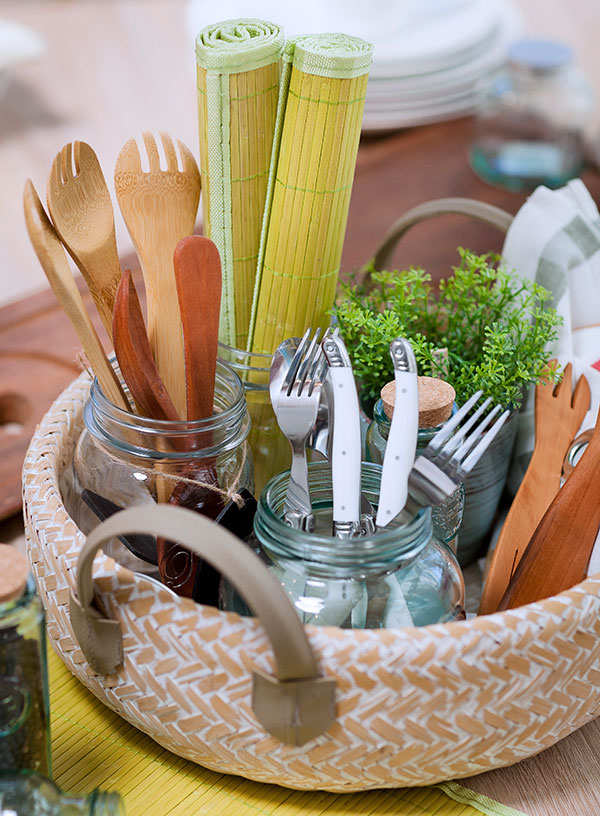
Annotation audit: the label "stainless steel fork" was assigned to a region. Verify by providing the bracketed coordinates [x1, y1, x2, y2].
[270, 328, 328, 530]
[408, 390, 511, 507]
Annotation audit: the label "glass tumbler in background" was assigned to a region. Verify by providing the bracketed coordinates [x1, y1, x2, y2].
[0, 545, 50, 775]
[470, 38, 595, 191]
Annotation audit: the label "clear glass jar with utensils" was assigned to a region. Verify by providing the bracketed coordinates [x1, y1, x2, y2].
[67, 360, 253, 593]
[220, 461, 465, 628]
[366, 398, 465, 554]
[0, 546, 50, 775]
[470, 38, 595, 191]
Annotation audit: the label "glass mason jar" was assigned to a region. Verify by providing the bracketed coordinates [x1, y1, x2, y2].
[67, 360, 253, 588]
[0, 549, 50, 776]
[218, 343, 292, 495]
[366, 398, 465, 555]
[220, 461, 465, 628]
[470, 38, 595, 191]
[0, 770, 124, 816]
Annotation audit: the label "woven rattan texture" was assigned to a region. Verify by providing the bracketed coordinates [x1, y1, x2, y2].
[23, 373, 600, 793]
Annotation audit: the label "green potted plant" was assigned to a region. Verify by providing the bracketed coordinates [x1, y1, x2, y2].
[334, 248, 562, 564]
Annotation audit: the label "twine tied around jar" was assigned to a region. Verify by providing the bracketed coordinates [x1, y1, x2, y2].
[87, 431, 250, 508]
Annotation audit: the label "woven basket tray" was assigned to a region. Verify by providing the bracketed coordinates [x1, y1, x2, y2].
[23, 200, 600, 793]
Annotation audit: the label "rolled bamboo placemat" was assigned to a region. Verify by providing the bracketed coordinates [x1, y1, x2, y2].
[196, 19, 284, 348]
[247, 33, 373, 354]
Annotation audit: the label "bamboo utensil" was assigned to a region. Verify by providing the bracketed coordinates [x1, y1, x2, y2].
[248, 34, 373, 354]
[112, 269, 179, 422]
[498, 402, 600, 611]
[46, 141, 122, 341]
[23, 179, 129, 411]
[479, 366, 590, 615]
[114, 132, 200, 418]
[173, 236, 222, 421]
[196, 19, 284, 348]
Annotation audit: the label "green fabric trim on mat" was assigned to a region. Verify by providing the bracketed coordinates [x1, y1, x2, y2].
[439, 782, 527, 816]
[196, 18, 284, 74]
[205, 71, 236, 343]
[283, 33, 373, 78]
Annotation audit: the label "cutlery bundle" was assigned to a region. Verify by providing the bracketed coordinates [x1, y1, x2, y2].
[270, 329, 510, 541]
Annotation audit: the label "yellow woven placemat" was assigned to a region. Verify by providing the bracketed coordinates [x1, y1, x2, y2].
[49, 646, 524, 816]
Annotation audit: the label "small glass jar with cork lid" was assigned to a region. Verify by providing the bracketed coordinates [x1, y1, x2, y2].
[0, 544, 50, 775]
[365, 376, 465, 554]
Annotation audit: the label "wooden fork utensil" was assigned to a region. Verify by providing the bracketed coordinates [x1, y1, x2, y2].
[114, 132, 201, 418]
[47, 141, 122, 341]
[479, 365, 590, 614]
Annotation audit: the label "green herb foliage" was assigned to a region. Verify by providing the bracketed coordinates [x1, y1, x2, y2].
[334, 249, 562, 410]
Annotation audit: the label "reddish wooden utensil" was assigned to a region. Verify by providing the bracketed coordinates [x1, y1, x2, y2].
[479, 365, 590, 615]
[173, 235, 222, 421]
[112, 269, 179, 422]
[158, 237, 224, 603]
[498, 402, 600, 611]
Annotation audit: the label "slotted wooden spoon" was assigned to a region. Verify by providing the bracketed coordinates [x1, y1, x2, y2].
[479, 365, 590, 614]
[24, 179, 129, 411]
[114, 132, 201, 419]
[112, 269, 179, 422]
[498, 400, 600, 611]
[46, 141, 122, 341]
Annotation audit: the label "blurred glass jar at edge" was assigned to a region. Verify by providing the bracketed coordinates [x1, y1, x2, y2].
[0, 769, 124, 816]
[470, 38, 595, 191]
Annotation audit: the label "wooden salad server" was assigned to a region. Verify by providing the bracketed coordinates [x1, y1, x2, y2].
[46, 141, 122, 341]
[158, 236, 224, 604]
[114, 132, 201, 419]
[498, 400, 600, 611]
[173, 235, 222, 421]
[23, 179, 129, 412]
[112, 269, 179, 422]
[479, 364, 590, 614]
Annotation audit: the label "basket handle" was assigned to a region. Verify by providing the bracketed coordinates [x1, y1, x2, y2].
[69, 504, 336, 746]
[362, 197, 513, 279]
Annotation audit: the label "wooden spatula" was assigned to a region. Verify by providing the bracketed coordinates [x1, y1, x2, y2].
[46, 141, 122, 341]
[157, 237, 223, 602]
[498, 401, 600, 611]
[479, 364, 590, 614]
[173, 235, 222, 421]
[23, 179, 129, 411]
[112, 269, 179, 422]
[114, 132, 200, 418]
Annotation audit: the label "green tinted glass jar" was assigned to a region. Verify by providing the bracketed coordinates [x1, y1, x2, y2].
[366, 398, 465, 553]
[221, 461, 465, 628]
[0, 547, 50, 776]
[0, 770, 124, 815]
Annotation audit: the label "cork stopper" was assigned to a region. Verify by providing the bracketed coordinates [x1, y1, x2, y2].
[381, 376, 456, 428]
[0, 543, 29, 604]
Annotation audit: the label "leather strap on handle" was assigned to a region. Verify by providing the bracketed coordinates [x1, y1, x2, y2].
[363, 197, 513, 279]
[69, 504, 336, 745]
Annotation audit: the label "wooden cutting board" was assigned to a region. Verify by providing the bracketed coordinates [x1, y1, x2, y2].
[0, 268, 144, 521]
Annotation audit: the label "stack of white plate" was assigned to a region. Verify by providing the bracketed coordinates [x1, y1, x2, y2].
[186, 0, 523, 132]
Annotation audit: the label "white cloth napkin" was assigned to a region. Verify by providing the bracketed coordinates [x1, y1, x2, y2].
[502, 179, 600, 575]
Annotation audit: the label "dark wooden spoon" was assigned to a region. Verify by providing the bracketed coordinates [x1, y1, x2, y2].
[112, 269, 180, 421]
[498, 403, 600, 610]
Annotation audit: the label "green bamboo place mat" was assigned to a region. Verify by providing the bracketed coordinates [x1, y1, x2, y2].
[49, 647, 524, 816]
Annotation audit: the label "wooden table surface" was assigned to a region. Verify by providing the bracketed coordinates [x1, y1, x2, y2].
[2, 1, 600, 813]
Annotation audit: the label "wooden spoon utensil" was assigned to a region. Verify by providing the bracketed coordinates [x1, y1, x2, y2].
[112, 269, 179, 422]
[498, 400, 600, 611]
[479, 364, 590, 614]
[24, 179, 129, 411]
[46, 141, 122, 341]
[114, 132, 201, 419]
[173, 235, 222, 421]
